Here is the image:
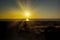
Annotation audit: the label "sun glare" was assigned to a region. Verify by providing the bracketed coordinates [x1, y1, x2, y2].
[26, 18, 29, 21]
[25, 11, 30, 17]
[24, 11, 30, 21]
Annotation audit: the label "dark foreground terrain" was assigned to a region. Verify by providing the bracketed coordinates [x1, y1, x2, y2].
[0, 20, 60, 40]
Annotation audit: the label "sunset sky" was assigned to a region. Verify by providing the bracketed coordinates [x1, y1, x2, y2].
[0, 0, 60, 19]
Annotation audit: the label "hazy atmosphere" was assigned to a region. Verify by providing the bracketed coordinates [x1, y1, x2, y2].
[0, 0, 60, 19]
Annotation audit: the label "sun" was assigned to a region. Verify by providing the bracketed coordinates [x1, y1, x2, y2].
[25, 11, 30, 17]
[24, 11, 30, 21]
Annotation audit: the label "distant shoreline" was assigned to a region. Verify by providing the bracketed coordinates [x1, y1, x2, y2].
[0, 19, 60, 21]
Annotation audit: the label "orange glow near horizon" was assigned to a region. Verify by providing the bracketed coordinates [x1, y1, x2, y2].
[0, 0, 60, 19]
